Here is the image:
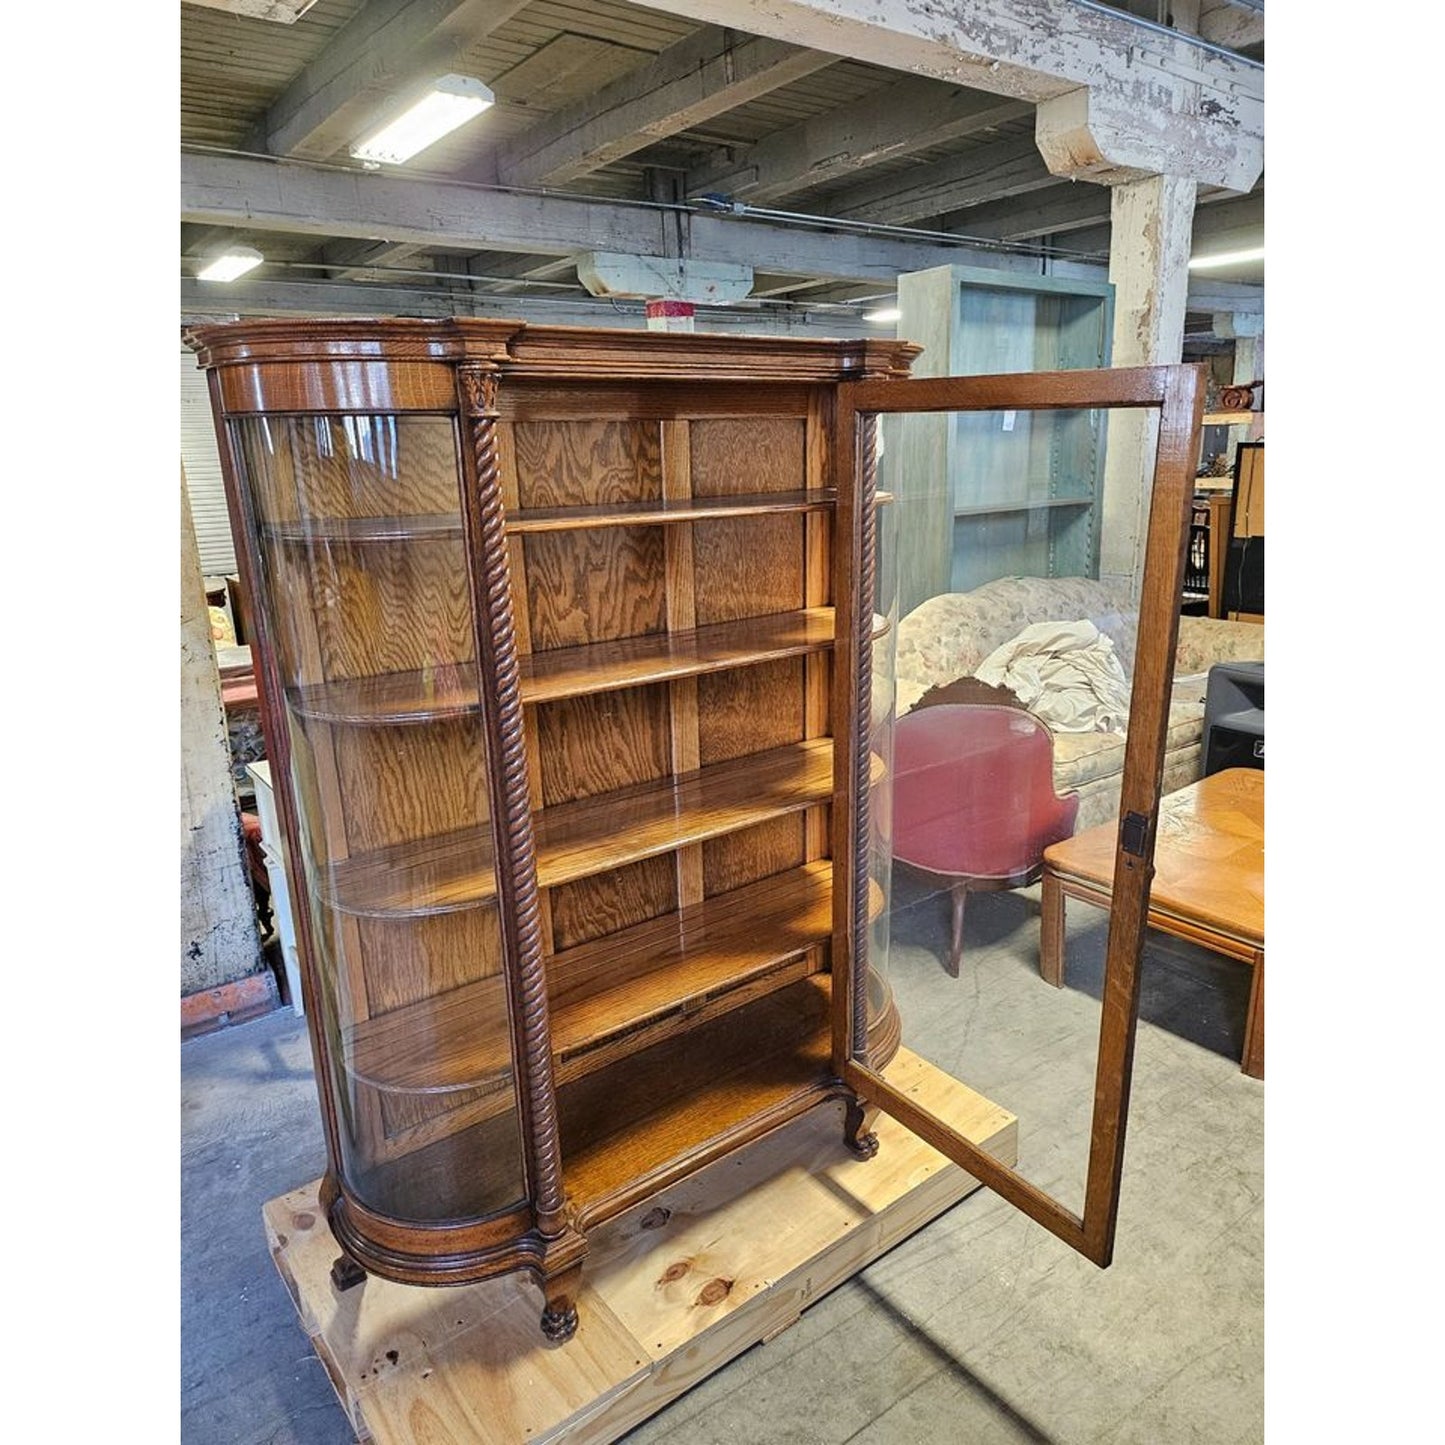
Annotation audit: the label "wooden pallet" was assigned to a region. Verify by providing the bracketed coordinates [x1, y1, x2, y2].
[262, 1049, 1016, 1445]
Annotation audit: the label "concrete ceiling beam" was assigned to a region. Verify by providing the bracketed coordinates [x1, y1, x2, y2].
[181, 149, 1043, 282]
[178, 276, 872, 336]
[575, 254, 754, 303]
[639, 1, 1263, 191]
[182, 150, 1260, 315]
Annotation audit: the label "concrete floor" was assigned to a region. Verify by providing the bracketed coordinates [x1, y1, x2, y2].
[181, 878, 1263, 1444]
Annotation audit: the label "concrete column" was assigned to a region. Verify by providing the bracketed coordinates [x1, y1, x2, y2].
[1099, 172, 1198, 599]
[1213, 310, 1265, 458]
[181, 470, 265, 1007]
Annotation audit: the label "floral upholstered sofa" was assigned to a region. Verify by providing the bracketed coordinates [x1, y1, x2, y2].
[894, 576, 1265, 830]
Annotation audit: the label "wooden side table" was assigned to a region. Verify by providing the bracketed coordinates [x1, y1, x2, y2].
[1039, 769, 1263, 1077]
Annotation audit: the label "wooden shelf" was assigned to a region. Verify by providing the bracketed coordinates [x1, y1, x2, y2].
[519, 608, 836, 705]
[288, 663, 481, 726]
[344, 861, 846, 1097]
[505, 490, 835, 533]
[953, 496, 1092, 518]
[286, 609, 837, 722]
[263, 513, 464, 544]
[318, 829, 497, 918]
[533, 738, 848, 890]
[346, 972, 513, 1095]
[314, 741, 880, 917]
[559, 973, 837, 1217]
[1202, 411, 1257, 427]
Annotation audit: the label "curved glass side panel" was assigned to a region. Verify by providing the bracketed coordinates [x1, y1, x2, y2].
[866, 440, 899, 1053]
[233, 413, 527, 1223]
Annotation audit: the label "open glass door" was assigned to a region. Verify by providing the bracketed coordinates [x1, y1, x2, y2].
[836, 363, 1206, 1266]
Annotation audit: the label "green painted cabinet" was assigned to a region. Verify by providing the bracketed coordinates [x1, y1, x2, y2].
[888, 264, 1114, 615]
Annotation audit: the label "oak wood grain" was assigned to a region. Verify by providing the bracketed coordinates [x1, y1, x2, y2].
[330, 717, 490, 852]
[355, 906, 506, 1017]
[547, 855, 678, 955]
[513, 419, 662, 509]
[697, 655, 807, 766]
[702, 814, 808, 898]
[524, 526, 667, 650]
[690, 417, 806, 498]
[693, 515, 804, 625]
[535, 686, 671, 808]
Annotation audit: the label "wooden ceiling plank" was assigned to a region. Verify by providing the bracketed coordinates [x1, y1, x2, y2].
[689, 74, 1030, 204]
[825, 136, 1057, 226]
[249, 0, 530, 160]
[489, 32, 648, 112]
[487, 25, 836, 189]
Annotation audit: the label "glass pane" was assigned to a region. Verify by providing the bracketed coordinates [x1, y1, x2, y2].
[864, 403, 1212, 1216]
[234, 414, 528, 1223]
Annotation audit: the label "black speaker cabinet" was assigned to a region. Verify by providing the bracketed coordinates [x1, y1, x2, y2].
[1204, 661, 1264, 776]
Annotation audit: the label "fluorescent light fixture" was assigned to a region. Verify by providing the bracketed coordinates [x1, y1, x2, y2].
[1187, 246, 1265, 271]
[196, 247, 264, 283]
[350, 75, 495, 165]
[863, 306, 901, 324]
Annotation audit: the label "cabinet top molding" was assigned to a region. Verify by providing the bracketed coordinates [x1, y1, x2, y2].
[183, 316, 922, 383]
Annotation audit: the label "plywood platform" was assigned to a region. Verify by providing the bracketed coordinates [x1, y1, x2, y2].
[262, 1049, 1017, 1445]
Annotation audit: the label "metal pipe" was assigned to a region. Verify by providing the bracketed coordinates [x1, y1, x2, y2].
[181, 144, 1109, 265]
[1070, 0, 1264, 66]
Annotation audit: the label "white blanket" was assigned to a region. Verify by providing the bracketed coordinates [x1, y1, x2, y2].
[975, 620, 1131, 734]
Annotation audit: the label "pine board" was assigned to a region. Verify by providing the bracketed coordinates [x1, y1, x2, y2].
[262, 1049, 1018, 1445]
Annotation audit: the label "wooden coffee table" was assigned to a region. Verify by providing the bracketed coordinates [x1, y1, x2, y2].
[1039, 768, 1264, 1078]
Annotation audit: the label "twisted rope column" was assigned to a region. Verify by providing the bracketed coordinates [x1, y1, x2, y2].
[456, 362, 567, 1237]
[851, 413, 879, 1061]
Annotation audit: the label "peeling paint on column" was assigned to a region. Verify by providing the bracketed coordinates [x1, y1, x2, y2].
[1099, 173, 1198, 595]
[181, 475, 263, 998]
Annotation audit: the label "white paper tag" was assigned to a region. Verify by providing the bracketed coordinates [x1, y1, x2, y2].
[1002, 410, 1016, 431]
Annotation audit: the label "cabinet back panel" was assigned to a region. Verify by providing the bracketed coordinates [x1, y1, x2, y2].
[693, 514, 804, 624]
[356, 906, 506, 1016]
[331, 717, 491, 853]
[691, 417, 806, 497]
[697, 657, 806, 766]
[535, 685, 671, 807]
[270, 538, 473, 682]
[512, 419, 662, 509]
[548, 854, 678, 953]
[245, 415, 460, 521]
[703, 813, 809, 896]
[377, 1083, 493, 1146]
[523, 527, 667, 650]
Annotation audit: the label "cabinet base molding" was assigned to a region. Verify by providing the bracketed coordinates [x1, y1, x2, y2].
[263, 1049, 1016, 1445]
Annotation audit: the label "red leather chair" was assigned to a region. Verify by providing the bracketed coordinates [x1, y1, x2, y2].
[892, 703, 1079, 976]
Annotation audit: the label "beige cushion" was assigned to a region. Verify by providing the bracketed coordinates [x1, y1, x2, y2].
[1051, 701, 1204, 792]
[894, 576, 1264, 820]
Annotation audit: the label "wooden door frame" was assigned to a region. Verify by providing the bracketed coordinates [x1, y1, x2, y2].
[835, 363, 1206, 1267]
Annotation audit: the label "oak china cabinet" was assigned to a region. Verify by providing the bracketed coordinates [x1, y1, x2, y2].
[187, 318, 1205, 1343]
